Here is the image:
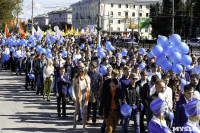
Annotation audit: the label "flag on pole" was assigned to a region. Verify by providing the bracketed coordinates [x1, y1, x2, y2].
[32, 26, 37, 37]
[10, 19, 15, 27]
[5, 23, 11, 38]
[46, 30, 51, 39]
[37, 26, 44, 39]
[65, 24, 68, 33]
[19, 22, 25, 39]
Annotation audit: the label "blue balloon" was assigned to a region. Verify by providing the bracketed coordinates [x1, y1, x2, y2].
[36, 45, 42, 51]
[46, 48, 51, 53]
[2, 39, 5, 45]
[181, 55, 192, 66]
[172, 64, 183, 74]
[148, 51, 154, 58]
[157, 36, 169, 48]
[98, 51, 106, 59]
[62, 51, 67, 57]
[40, 48, 46, 54]
[80, 44, 85, 49]
[100, 65, 107, 75]
[169, 34, 181, 44]
[169, 112, 174, 121]
[121, 59, 126, 63]
[46, 53, 53, 59]
[155, 55, 167, 66]
[14, 52, 19, 58]
[161, 60, 172, 72]
[97, 44, 101, 49]
[139, 63, 146, 71]
[169, 52, 182, 64]
[90, 44, 94, 47]
[116, 53, 122, 57]
[58, 39, 63, 45]
[121, 49, 127, 56]
[165, 46, 178, 57]
[68, 86, 72, 96]
[140, 48, 146, 55]
[51, 36, 57, 43]
[152, 45, 163, 57]
[47, 39, 51, 44]
[180, 79, 187, 92]
[48, 45, 52, 49]
[105, 41, 112, 48]
[177, 42, 189, 55]
[120, 104, 132, 117]
[140, 103, 144, 111]
[29, 74, 35, 79]
[196, 66, 200, 75]
[10, 47, 15, 52]
[186, 65, 191, 71]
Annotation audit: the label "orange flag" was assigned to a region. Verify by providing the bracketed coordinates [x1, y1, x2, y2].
[19, 22, 25, 39]
[5, 23, 11, 38]
[65, 24, 68, 33]
[10, 19, 15, 27]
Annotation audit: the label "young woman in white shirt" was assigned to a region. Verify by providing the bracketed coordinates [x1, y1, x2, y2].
[43, 59, 54, 101]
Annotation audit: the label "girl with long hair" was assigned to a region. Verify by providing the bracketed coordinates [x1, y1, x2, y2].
[72, 62, 90, 130]
[43, 59, 54, 101]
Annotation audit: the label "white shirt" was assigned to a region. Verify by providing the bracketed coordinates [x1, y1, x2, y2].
[149, 81, 156, 97]
[58, 58, 66, 68]
[72, 53, 81, 66]
[4, 47, 10, 55]
[16, 50, 23, 58]
[164, 86, 173, 109]
[148, 71, 162, 81]
[43, 66, 54, 80]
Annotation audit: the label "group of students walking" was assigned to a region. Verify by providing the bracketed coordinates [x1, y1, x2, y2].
[1, 34, 200, 133]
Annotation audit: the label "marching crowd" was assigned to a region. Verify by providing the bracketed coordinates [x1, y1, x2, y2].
[1, 34, 200, 133]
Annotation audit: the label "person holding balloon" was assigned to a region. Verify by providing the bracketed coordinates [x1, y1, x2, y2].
[183, 99, 200, 133]
[121, 73, 141, 133]
[15, 45, 23, 75]
[25, 53, 35, 90]
[55, 67, 71, 118]
[148, 98, 172, 133]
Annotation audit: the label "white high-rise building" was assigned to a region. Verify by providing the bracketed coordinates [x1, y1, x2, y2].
[71, 0, 162, 39]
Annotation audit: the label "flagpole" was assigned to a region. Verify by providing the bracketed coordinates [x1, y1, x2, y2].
[32, 0, 34, 34]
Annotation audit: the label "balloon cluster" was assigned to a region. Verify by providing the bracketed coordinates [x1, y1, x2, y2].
[149, 34, 191, 74]
[105, 41, 115, 51]
[97, 45, 106, 59]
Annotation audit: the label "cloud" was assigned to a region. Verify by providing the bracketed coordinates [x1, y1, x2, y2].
[34, 2, 42, 9]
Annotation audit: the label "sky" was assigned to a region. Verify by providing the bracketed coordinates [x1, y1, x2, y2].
[19, 0, 80, 20]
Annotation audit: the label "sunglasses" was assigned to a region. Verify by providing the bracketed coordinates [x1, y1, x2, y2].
[132, 78, 137, 80]
[79, 70, 83, 73]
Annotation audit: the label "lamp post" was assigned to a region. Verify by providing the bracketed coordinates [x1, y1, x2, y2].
[172, 0, 174, 34]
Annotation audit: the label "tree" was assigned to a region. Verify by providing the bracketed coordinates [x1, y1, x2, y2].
[0, 0, 23, 29]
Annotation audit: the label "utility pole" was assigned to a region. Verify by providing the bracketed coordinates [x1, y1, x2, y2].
[32, 0, 34, 33]
[108, 12, 111, 35]
[79, 1, 81, 30]
[172, 0, 174, 34]
[97, 0, 101, 45]
[138, 9, 140, 41]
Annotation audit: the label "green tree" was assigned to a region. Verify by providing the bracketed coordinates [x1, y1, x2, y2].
[0, 0, 23, 25]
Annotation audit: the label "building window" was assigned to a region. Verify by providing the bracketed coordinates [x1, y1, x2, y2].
[111, 11, 113, 16]
[111, 4, 113, 7]
[125, 12, 128, 18]
[118, 4, 121, 8]
[118, 12, 121, 16]
[132, 12, 135, 17]
[139, 13, 142, 17]
[146, 5, 150, 9]
[126, 4, 128, 8]
[133, 5, 135, 8]
[125, 28, 128, 32]
[118, 20, 120, 24]
[140, 5, 142, 9]
[117, 27, 120, 31]
[145, 28, 148, 32]
[110, 20, 113, 23]
[146, 13, 149, 17]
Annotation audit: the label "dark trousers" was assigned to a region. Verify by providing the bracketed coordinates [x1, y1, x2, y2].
[25, 74, 34, 89]
[57, 93, 66, 116]
[140, 105, 146, 132]
[87, 101, 97, 122]
[36, 74, 44, 95]
[15, 59, 21, 74]
[10, 58, 15, 72]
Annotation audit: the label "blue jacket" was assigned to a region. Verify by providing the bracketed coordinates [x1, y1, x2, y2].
[56, 75, 71, 95]
[175, 95, 188, 130]
[148, 119, 172, 133]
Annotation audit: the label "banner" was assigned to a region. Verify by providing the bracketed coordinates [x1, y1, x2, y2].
[19, 22, 25, 39]
[27, 23, 32, 31]
[139, 18, 150, 29]
[5, 23, 11, 38]
[100, 3, 104, 16]
[130, 18, 138, 29]
[10, 19, 15, 27]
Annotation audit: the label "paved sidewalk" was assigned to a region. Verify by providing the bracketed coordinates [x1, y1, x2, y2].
[0, 68, 137, 133]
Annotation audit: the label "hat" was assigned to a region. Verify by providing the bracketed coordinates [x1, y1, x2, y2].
[150, 98, 165, 115]
[185, 99, 200, 117]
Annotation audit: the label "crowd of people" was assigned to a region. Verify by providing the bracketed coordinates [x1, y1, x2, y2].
[1, 34, 200, 133]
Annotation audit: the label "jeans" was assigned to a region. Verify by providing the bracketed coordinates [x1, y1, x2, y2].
[121, 107, 140, 133]
[78, 106, 82, 121]
[37, 74, 44, 95]
[15, 58, 21, 74]
[101, 119, 106, 133]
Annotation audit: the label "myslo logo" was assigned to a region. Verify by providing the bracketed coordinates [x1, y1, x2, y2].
[173, 127, 193, 132]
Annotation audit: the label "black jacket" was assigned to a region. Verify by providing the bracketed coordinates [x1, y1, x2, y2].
[99, 79, 122, 118]
[122, 83, 140, 108]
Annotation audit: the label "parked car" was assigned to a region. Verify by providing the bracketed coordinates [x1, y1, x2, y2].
[115, 38, 138, 48]
[187, 38, 200, 47]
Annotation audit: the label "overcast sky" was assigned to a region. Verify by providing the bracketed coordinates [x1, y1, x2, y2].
[19, 0, 80, 20]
